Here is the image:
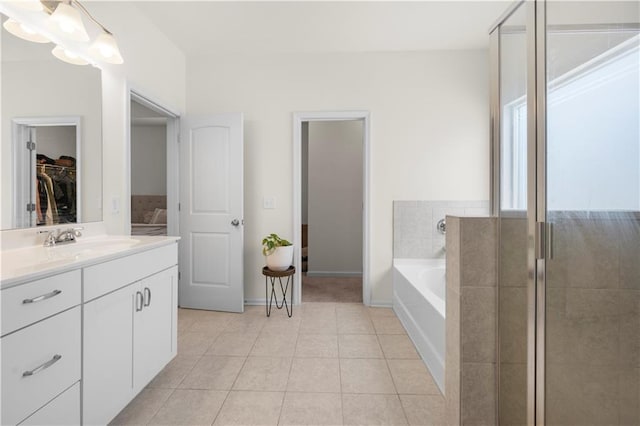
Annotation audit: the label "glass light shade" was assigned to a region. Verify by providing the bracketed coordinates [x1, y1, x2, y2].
[3, 18, 50, 43]
[10, 0, 43, 11]
[49, 2, 89, 42]
[52, 45, 89, 65]
[89, 32, 124, 64]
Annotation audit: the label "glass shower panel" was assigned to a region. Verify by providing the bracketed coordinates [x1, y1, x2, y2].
[545, 1, 640, 425]
[497, 4, 528, 425]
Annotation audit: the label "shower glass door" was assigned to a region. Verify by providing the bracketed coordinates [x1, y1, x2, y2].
[544, 1, 640, 425]
[495, 3, 529, 425]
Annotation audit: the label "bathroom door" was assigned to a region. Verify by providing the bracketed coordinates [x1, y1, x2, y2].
[178, 113, 244, 312]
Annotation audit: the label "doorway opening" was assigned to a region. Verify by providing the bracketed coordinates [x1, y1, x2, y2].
[293, 111, 370, 305]
[127, 91, 179, 237]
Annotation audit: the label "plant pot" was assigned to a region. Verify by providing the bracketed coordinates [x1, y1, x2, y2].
[265, 245, 294, 271]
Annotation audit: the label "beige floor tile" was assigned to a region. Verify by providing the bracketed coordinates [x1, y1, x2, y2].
[178, 316, 197, 334]
[261, 316, 301, 335]
[251, 333, 296, 357]
[372, 317, 407, 334]
[177, 331, 217, 356]
[233, 357, 292, 391]
[148, 389, 227, 425]
[300, 303, 337, 317]
[189, 317, 230, 336]
[336, 303, 368, 315]
[213, 391, 284, 426]
[400, 395, 446, 426]
[208, 332, 259, 357]
[378, 335, 420, 359]
[338, 317, 375, 334]
[342, 394, 408, 425]
[179, 355, 246, 390]
[367, 307, 397, 318]
[338, 334, 384, 358]
[387, 360, 440, 395]
[279, 392, 343, 425]
[109, 388, 172, 425]
[337, 310, 371, 323]
[244, 305, 268, 316]
[147, 355, 200, 389]
[224, 315, 267, 334]
[287, 358, 341, 393]
[295, 334, 339, 358]
[299, 314, 338, 334]
[340, 359, 396, 394]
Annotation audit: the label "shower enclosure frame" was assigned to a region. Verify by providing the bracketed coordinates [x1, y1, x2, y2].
[490, 1, 548, 425]
[491, 1, 640, 425]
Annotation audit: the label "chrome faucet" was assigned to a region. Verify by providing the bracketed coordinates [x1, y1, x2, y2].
[38, 227, 84, 247]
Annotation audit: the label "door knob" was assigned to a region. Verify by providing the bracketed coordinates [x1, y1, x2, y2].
[231, 219, 240, 227]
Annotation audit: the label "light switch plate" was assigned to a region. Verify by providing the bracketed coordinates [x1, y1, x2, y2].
[263, 197, 276, 209]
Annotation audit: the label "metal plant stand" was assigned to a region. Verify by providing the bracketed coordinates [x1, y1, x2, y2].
[262, 266, 295, 317]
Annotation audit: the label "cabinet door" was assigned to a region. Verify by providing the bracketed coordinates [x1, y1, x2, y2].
[133, 266, 177, 392]
[83, 285, 135, 426]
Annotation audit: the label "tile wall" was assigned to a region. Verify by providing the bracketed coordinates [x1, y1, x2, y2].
[445, 217, 498, 425]
[393, 201, 490, 259]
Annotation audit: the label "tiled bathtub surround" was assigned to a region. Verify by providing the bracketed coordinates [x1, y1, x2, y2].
[393, 201, 490, 259]
[445, 217, 497, 426]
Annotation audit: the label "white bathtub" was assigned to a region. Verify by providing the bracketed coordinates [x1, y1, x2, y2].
[393, 258, 445, 393]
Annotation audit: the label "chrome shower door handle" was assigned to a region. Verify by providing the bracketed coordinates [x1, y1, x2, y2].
[231, 219, 240, 227]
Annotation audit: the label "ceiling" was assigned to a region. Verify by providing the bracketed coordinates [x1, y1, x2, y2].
[132, 1, 510, 56]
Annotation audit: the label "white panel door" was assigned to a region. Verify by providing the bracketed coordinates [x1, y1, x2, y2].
[179, 114, 244, 312]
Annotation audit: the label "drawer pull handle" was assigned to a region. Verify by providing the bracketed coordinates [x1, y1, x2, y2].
[22, 354, 62, 377]
[136, 291, 144, 312]
[23, 290, 62, 304]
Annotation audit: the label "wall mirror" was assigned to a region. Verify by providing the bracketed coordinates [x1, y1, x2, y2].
[1, 13, 102, 230]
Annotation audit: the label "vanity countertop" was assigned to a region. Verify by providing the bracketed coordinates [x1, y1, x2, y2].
[0, 235, 180, 289]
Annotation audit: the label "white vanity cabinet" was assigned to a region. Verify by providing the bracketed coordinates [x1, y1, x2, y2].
[1, 271, 82, 426]
[82, 243, 178, 425]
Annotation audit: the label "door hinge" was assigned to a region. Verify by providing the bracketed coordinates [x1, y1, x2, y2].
[26, 203, 36, 212]
[26, 141, 36, 151]
[178, 203, 181, 211]
[178, 271, 181, 281]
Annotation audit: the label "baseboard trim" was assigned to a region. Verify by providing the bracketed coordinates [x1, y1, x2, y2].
[306, 271, 363, 278]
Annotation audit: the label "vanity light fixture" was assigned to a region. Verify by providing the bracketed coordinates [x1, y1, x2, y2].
[2, 17, 49, 43]
[52, 44, 89, 65]
[10, 0, 43, 12]
[48, 1, 89, 41]
[1, 0, 124, 65]
[88, 31, 123, 64]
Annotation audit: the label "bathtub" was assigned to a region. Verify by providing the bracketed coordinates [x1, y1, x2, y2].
[393, 258, 445, 393]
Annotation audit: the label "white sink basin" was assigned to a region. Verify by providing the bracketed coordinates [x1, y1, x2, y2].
[55, 237, 142, 255]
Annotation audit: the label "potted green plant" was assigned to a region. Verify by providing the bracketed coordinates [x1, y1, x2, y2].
[262, 233, 293, 271]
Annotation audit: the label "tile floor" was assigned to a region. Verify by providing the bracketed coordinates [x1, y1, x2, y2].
[110, 303, 445, 426]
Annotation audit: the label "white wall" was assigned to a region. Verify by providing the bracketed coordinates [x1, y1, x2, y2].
[186, 50, 489, 305]
[131, 124, 167, 196]
[35, 126, 76, 161]
[307, 120, 363, 275]
[87, 3, 186, 234]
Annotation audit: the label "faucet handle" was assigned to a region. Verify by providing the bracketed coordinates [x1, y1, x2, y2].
[70, 226, 84, 237]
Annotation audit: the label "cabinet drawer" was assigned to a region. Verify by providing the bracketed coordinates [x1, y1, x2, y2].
[1, 270, 81, 336]
[19, 382, 80, 426]
[1, 306, 81, 426]
[84, 243, 178, 302]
